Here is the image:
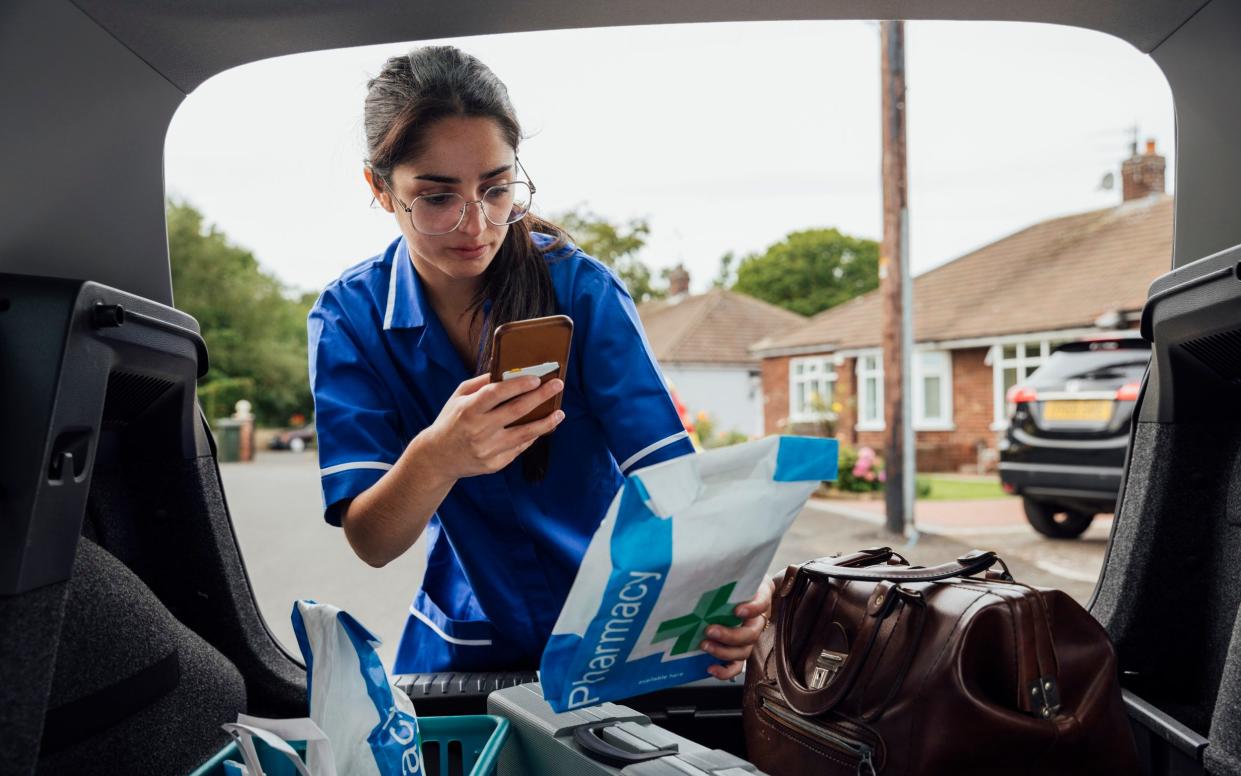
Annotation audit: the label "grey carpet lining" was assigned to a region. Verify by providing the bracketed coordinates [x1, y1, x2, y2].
[36, 538, 245, 775]
[1093, 419, 1241, 771]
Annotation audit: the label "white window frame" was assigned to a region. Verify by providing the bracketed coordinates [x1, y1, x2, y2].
[990, 339, 1052, 430]
[855, 350, 885, 431]
[788, 356, 837, 423]
[913, 350, 954, 431]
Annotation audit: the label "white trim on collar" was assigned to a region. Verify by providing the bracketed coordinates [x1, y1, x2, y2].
[382, 253, 400, 330]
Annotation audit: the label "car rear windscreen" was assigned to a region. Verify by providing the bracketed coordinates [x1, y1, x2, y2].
[1027, 346, 1149, 389]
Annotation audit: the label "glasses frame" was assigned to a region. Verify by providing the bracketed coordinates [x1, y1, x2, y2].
[384, 157, 537, 236]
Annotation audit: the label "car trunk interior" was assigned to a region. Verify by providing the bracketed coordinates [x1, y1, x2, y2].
[4, 1, 1241, 774]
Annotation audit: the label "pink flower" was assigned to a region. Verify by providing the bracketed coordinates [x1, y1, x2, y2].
[852, 464, 866, 477]
[859, 446, 876, 461]
[878, 470, 887, 483]
[864, 471, 875, 482]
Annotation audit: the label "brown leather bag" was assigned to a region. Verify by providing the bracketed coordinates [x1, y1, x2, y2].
[742, 547, 1139, 775]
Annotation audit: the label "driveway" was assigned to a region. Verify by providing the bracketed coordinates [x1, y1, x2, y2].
[820, 496, 1111, 589]
[220, 452, 1109, 672]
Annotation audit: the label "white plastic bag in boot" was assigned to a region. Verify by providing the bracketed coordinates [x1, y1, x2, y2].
[292, 601, 422, 776]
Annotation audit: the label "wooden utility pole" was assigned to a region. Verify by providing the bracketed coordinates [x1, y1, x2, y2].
[880, 21, 914, 535]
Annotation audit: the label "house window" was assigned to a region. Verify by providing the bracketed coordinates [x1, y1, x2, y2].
[856, 352, 884, 431]
[914, 350, 953, 430]
[991, 339, 1067, 426]
[788, 356, 836, 422]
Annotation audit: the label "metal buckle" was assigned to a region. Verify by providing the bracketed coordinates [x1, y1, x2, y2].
[809, 649, 848, 690]
[1028, 675, 1062, 718]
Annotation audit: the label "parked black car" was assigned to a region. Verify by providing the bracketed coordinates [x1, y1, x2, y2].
[999, 337, 1150, 538]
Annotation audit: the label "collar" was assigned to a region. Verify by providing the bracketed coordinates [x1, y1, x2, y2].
[382, 237, 427, 331]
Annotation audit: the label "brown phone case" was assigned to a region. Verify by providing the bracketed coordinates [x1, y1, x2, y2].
[488, 314, 573, 426]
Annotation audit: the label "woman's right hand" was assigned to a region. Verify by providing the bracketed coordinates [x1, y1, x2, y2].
[421, 373, 565, 480]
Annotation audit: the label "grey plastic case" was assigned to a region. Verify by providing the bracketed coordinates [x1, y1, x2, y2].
[487, 682, 765, 776]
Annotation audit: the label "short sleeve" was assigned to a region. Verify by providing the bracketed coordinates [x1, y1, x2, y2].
[308, 289, 406, 525]
[575, 267, 695, 474]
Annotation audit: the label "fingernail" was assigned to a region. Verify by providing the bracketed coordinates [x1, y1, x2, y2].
[552, 379, 564, 391]
[734, 606, 748, 617]
[554, 410, 565, 422]
[700, 640, 712, 652]
[707, 627, 721, 639]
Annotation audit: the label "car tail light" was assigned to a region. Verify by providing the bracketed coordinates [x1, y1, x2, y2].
[1006, 385, 1038, 404]
[1116, 381, 1141, 401]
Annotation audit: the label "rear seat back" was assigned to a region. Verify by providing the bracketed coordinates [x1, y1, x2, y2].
[1, 274, 306, 772]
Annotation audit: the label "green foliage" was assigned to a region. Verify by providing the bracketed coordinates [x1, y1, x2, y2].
[732, 228, 879, 316]
[167, 200, 314, 427]
[713, 251, 737, 289]
[555, 208, 664, 303]
[693, 412, 749, 449]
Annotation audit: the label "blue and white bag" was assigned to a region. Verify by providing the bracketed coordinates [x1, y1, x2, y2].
[540, 435, 838, 712]
[291, 601, 422, 776]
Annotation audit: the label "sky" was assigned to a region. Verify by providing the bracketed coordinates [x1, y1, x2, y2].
[164, 20, 1176, 297]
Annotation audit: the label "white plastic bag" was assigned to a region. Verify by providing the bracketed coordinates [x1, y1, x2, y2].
[291, 601, 422, 776]
[220, 715, 336, 776]
[540, 435, 838, 712]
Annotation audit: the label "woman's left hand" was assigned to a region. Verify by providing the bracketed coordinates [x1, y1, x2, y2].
[700, 576, 775, 680]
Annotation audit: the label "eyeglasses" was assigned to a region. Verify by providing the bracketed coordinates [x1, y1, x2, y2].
[385, 158, 536, 236]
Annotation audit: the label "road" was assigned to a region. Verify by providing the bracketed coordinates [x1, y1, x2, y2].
[220, 451, 1109, 672]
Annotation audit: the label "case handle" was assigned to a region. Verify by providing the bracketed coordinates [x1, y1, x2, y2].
[572, 721, 678, 766]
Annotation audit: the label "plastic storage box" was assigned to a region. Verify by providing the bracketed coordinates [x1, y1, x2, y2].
[189, 714, 509, 776]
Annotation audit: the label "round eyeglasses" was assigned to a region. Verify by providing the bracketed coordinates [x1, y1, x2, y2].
[385, 160, 536, 236]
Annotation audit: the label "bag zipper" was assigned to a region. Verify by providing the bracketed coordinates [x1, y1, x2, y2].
[759, 696, 877, 775]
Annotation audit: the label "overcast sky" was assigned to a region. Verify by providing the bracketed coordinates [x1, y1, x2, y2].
[164, 20, 1175, 297]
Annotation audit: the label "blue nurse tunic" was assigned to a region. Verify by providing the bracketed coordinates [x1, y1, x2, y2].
[308, 233, 695, 673]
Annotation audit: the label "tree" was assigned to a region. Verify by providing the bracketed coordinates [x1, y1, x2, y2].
[713, 251, 738, 289]
[555, 208, 664, 302]
[732, 228, 880, 316]
[167, 200, 314, 426]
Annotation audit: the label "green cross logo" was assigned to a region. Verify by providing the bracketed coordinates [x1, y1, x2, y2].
[651, 581, 744, 656]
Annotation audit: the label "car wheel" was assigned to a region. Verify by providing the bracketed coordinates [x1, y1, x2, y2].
[289, 437, 306, 453]
[1023, 498, 1094, 539]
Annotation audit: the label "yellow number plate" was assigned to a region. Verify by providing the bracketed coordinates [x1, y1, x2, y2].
[1042, 400, 1113, 422]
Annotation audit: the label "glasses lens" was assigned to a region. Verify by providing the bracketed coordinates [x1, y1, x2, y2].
[483, 181, 533, 226]
[410, 193, 467, 235]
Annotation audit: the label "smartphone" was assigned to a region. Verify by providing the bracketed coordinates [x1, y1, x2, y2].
[488, 314, 573, 426]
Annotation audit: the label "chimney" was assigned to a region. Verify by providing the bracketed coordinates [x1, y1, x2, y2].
[667, 264, 690, 296]
[1121, 138, 1166, 202]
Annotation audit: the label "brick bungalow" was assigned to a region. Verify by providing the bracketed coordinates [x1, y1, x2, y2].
[638, 266, 807, 437]
[751, 142, 1172, 472]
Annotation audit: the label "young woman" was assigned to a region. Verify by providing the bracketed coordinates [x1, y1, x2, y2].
[308, 46, 771, 677]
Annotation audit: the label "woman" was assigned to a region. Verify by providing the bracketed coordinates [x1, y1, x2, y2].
[308, 46, 770, 677]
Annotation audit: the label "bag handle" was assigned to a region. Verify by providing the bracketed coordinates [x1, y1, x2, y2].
[799, 549, 1010, 584]
[774, 574, 922, 716]
[772, 550, 1005, 717]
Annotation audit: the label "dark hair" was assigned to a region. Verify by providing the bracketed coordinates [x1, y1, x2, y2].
[364, 46, 563, 478]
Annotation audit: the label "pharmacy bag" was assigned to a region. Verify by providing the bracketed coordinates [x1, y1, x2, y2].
[540, 435, 838, 712]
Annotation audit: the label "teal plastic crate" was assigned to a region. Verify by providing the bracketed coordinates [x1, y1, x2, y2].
[190, 714, 509, 776]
